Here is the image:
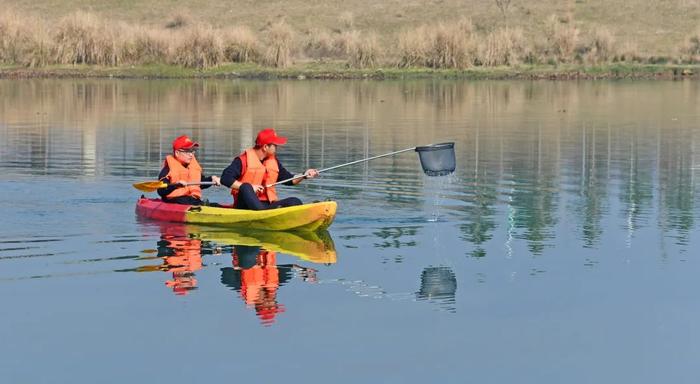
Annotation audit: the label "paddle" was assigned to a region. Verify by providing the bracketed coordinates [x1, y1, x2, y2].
[266, 142, 456, 187]
[133, 180, 217, 192]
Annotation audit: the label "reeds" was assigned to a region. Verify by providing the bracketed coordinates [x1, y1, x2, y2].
[582, 27, 616, 64]
[171, 25, 222, 68]
[222, 26, 260, 63]
[479, 27, 526, 66]
[683, 29, 700, 63]
[543, 14, 579, 64]
[263, 21, 294, 68]
[397, 19, 476, 69]
[53, 11, 123, 66]
[347, 31, 379, 68]
[0, 10, 52, 67]
[123, 28, 170, 65]
[0, 10, 691, 70]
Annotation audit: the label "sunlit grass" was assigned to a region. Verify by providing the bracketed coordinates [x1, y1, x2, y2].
[2, 8, 700, 74]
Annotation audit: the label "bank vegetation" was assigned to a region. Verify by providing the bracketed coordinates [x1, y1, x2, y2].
[1, 10, 699, 77]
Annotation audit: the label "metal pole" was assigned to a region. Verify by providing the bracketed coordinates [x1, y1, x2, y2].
[267, 146, 417, 187]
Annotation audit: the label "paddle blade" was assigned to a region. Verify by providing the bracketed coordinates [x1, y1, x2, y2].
[133, 181, 168, 192]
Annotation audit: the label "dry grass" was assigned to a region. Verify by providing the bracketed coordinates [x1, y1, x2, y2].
[0, 10, 52, 67]
[0, 8, 698, 70]
[6, 0, 700, 60]
[164, 10, 192, 30]
[338, 12, 355, 31]
[542, 14, 580, 64]
[581, 27, 616, 64]
[302, 29, 341, 60]
[123, 28, 170, 65]
[53, 11, 124, 66]
[171, 25, 222, 68]
[614, 40, 644, 63]
[428, 22, 473, 68]
[222, 26, 260, 63]
[347, 31, 379, 68]
[478, 27, 527, 66]
[397, 19, 476, 69]
[683, 29, 700, 62]
[397, 27, 431, 67]
[263, 20, 295, 68]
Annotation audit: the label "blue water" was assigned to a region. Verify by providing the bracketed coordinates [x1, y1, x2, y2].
[1, 79, 699, 383]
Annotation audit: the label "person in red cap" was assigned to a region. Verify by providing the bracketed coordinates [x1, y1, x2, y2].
[157, 135, 221, 205]
[220, 128, 319, 210]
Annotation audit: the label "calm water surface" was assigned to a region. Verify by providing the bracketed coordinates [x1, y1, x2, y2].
[1, 79, 699, 383]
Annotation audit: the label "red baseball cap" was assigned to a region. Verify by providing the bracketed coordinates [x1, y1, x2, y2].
[255, 128, 287, 146]
[172, 135, 199, 151]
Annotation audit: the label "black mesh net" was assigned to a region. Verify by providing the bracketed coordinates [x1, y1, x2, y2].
[414, 142, 456, 176]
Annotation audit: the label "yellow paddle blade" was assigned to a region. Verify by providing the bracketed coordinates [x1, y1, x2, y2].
[133, 180, 168, 192]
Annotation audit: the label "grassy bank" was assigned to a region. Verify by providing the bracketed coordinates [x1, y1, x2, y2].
[1, 63, 697, 80]
[1, 4, 700, 78]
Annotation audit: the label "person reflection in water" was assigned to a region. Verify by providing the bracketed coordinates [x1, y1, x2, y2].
[157, 236, 204, 295]
[220, 245, 317, 326]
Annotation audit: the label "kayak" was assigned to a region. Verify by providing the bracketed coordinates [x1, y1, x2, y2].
[135, 197, 337, 231]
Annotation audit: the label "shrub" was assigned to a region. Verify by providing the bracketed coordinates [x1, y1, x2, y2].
[397, 19, 475, 69]
[302, 29, 333, 60]
[478, 27, 527, 66]
[682, 29, 700, 62]
[263, 20, 295, 68]
[397, 26, 430, 67]
[347, 31, 379, 68]
[0, 10, 52, 66]
[53, 11, 124, 66]
[543, 14, 579, 63]
[222, 26, 260, 63]
[582, 27, 616, 64]
[123, 28, 170, 65]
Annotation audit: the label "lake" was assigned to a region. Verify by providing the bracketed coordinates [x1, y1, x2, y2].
[1, 78, 699, 383]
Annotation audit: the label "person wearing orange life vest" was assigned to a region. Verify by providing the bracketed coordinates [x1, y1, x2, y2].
[220, 128, 319, 210]
[157, 135, 221, 205]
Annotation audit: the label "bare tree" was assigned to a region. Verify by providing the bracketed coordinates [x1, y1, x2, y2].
[494, 0, 512, 26]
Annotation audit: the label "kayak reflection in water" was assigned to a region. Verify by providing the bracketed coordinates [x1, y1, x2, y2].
[220, 245, 317, 326]
[220, 128, 319, 210]
[157, 134, 221, 206]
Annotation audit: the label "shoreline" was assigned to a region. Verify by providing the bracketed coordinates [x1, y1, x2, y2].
[1, 63, 698, 80]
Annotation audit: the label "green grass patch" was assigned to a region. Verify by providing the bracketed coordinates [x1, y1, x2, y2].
[1, 63, 697, 80]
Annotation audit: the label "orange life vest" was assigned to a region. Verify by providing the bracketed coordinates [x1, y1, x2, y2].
[163, 155, 202, 199]
[231, 148, 279, 204]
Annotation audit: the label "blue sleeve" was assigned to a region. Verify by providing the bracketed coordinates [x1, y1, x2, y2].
[276, 159, 296, 186]
[157, 165, 179, 198]
[221, 158, 243, 188]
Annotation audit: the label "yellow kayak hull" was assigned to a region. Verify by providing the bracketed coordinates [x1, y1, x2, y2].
[136, 198, 337, 231]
